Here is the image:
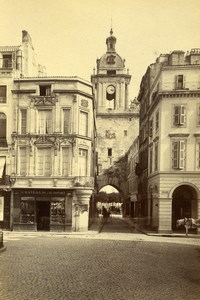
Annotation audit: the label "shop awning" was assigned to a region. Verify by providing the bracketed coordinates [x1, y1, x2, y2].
[0, 157, 5, 178]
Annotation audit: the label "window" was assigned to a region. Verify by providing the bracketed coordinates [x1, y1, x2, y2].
[176, 75, 185, 89]
[149, 119, 153, 137]
[108, 148, 112, 157]
[63, 109, 70, 134]
[172, 140, 186, 169]
[154, 142, 158, 171]
[62, 147, 69, 176]
[21, 109, 27, 134]
[20, 147, 27, 176]
[0, 86, 6, 103]
[124, 130, 128, 136]
[197, 104, 200, 126]
[38, 110, 52, 134]
[39, 85, 51, 96]
[37, 148, 52, 176]
[98, 164, 102, 174]
[196, 142, 200, 168]
[79, 111, 88, 136]
[78, 149, 87, 176]
[21, 200, 35, 224]
[173, 105, 186, 126]
[149, 145, 153, 173]
[2, 54, 12, 68]
[155, 111, 159, 131]
[107, 70, 116, 75]
[0, 113, 7, 147]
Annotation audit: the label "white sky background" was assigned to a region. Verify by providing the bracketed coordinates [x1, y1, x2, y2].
[0, 0, 200, 98]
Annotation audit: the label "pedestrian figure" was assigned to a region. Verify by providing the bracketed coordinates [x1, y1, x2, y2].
[102, 206, 108, 219]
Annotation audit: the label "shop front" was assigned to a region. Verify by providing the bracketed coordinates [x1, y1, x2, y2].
[12, 189, 73, 232]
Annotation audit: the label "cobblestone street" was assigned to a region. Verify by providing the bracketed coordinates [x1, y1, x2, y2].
[1, 217, 200, 300]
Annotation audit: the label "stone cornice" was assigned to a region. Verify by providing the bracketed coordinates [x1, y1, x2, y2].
[53, 89, 93, 99]
[168, 133, 189, 137]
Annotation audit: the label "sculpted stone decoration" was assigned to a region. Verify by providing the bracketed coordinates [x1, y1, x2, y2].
[31, 96, 57, 106]
[81, 99, 88, 108]
[105, 130, 116, 139]
[34, 136, 55, 145]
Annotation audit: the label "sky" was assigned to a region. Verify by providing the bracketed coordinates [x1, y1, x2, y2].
[0, 0, 200, 98]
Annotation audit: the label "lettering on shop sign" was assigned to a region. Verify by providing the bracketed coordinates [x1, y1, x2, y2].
[14, 190, 66, 196]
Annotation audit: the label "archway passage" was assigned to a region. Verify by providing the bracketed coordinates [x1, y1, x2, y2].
[172, 185, 197, 231]
[95, 185, 122, 217]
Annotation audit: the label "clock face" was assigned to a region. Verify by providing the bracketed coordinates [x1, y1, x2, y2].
[107, 85, 115, 94]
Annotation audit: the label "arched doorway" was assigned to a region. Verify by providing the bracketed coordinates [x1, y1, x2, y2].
[172, 185, 197, 230]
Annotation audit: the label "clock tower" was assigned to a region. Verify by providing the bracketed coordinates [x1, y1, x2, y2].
[91, 29, 139, 175]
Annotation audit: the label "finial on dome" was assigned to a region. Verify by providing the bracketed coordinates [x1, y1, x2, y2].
[110, 28, 113, 35]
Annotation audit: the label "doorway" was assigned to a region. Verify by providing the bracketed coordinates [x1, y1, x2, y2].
[172, 185, 195, 231]
[36, 201, 50, 231]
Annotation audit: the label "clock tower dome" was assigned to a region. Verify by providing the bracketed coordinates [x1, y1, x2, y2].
[91, 29, 139, 175]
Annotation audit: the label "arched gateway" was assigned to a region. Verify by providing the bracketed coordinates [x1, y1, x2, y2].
[172, 184, 198, 230]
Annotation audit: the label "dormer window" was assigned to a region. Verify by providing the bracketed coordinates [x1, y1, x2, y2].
[39, 85, 51, 96]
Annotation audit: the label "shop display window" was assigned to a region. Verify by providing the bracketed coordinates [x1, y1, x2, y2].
[21, 199, 35, 224]
[50, 198, 65, 225]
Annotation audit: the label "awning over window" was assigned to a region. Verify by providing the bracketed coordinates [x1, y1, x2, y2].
[0, 157, 5, 178]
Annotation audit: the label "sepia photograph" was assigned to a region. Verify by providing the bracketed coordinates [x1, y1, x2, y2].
[0, 0, 200, 299]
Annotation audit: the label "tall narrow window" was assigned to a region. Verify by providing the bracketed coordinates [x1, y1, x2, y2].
[154, 142, 158, 171]
[108, 148, 112, 157]
[0, 86, 6, 103]
[155, 111, 159, 131]
[20, 147, 27, 176]
[173, 105, 186, 126]
[172, 141, 186, 169]
[63, 109, 70, 134]
[38, 110, 52, 134]
[0, 113, 6, 147]
[149, 119, 153, 137]
[149, 145, 153, 174]
[37, 148, 52, 176]
[176, 75, 184, 89]
[196, 142, 200, 168]
[79, 149, 87, 176]
[21, 109, 27, 134]
[62, 147, 69, 176]
[79, 111, 88, 136]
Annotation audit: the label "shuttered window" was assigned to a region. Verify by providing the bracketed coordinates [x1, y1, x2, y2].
[21, 109, 27, 134]
[79, 111, 88, 136]
[172, 141, 186, 169]
[63, 109, 70, 134]
[173, 105, 186, 126]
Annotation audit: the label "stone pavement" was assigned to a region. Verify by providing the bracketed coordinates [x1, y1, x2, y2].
[1, 218, 200, 300]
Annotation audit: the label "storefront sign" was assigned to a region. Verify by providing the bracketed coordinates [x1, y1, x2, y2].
[14, 189, 69, 197]
[0, 196, 4, 221]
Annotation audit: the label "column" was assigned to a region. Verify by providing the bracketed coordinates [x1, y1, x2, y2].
[72, 188, 93, 232]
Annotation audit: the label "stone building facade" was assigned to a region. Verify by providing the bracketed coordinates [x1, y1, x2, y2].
[137, 49, 200, 233]
[0, 31, 96, 232]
